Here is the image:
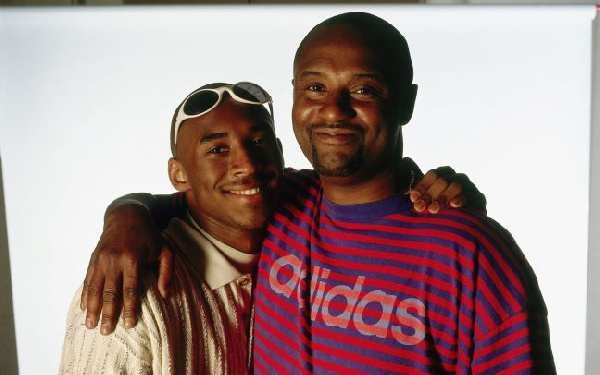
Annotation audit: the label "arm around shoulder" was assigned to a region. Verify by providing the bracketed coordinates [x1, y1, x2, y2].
[82, 192, 184, 335]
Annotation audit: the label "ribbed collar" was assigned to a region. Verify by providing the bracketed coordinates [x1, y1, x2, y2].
[322, 194, 412, 221]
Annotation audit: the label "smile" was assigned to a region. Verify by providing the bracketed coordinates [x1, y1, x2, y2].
[311, 124, 363, 146]
[313, 130, 360, 146]
[228, 187, 261, 196]
[316, 128, 358, 136]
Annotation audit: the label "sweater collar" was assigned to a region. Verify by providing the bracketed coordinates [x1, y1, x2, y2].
[163, 213, 259, 290]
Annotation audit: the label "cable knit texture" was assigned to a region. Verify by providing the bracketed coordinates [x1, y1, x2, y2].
[59, 216, 257, 375]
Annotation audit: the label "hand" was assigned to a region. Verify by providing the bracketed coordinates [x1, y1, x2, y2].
[80, 204, 173, 335]
[410, 166, 487, 214]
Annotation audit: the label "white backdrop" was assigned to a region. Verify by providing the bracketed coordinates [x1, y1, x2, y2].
[0, 5, 593, 374]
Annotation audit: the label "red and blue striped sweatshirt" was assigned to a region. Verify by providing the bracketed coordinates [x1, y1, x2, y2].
[253, 170, 555, 374]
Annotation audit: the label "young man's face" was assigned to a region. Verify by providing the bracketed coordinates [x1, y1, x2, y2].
[292, 24, 400, 180]
[172, 97, 283, 235]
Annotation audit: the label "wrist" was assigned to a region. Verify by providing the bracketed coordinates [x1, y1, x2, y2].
[104, 203, 154, 231]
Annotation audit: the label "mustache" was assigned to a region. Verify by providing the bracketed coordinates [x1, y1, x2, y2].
[223, 171, 276, 188]
[310, 122, 364, 133]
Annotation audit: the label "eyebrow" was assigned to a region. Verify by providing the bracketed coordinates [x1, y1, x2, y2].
[298, 71, 385, 82]
[200, 133, 227, 144]
[199, 122, 273, 144]
[352, 73, 385, 82]
[299, 71, 324, 80]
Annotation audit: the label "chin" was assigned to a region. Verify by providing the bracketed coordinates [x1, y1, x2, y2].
[312, 150, 362, 177]
[232, 212, 271, 231]
[235, 220, 269, 231]
[313, 159, 361, 177]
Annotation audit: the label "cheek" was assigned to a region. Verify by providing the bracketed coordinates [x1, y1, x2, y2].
[292, 100, 315, 141]
[188, 160, 224, 191]
[292, 96, 315, 124]
[359, 104, 387, 130]
[292, 108, 307, 143]
[291, 104, 301, 133]
[358, 109, 392, 146]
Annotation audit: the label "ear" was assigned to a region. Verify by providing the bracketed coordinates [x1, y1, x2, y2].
[398, 84, 418, 126]
[168, 157, 190, 192]
[276, 137, 285, 166]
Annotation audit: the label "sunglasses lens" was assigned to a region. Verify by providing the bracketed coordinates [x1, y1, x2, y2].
[183, 90, 219, 116]
[233, 83, 270, 103]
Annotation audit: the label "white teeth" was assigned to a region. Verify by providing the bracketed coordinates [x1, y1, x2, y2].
[230, 187, 261, 195]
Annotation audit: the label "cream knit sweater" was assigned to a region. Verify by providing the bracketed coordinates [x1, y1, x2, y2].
[59, 216, 259, 375]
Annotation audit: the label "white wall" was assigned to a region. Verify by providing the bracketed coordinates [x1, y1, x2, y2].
[0, 5, 594, 374]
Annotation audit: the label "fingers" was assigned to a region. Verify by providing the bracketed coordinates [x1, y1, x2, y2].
[411, 168, 468, 214]
[411, 169, 439, 198]
[157, 245, 174, 299]
[121, 268, 139, 329]
[410, 190, 430, 213]
[450, 189, 487, 213]
[450, 195, 466, 208]
[99, 274, 121, 335]
[410, 168, 487, 214]
[81, 265, 93, 311]
[81, 247, 100, 310]
[84, 267, 105, 330]
[447, 173, 487, 212]
[411, 169, 455, 213]
[431, 181, 463, 213]
[410, 170, 435, 212]
[446, 176, 470, 208]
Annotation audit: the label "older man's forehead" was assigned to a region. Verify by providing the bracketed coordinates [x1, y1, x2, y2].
[296, 21, 411, 85]
[295, 43, 390, 82]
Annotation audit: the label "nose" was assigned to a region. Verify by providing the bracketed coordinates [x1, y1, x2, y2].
[230, 144, 260, 177]
[321, 89, 355, 123]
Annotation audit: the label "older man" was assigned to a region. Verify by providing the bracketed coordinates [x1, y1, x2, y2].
[251, 13, 554, 373]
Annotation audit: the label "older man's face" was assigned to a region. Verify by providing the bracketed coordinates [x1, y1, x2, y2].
[292, 24, 399, 180]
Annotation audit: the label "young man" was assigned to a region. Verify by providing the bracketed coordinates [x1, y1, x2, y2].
[60, 82, 283, 374]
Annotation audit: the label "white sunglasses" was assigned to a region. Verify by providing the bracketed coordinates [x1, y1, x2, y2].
[172, 82, 274, 144]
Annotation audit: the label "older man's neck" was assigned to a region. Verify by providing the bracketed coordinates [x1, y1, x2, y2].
[320, 167, 411, 205]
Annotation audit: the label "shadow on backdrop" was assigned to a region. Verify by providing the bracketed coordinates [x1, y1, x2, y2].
[0, 153, 19, 375]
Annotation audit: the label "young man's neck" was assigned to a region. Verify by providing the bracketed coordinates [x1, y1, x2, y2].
[319, 166, 412, 205]
[188, 211, 264, 254]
